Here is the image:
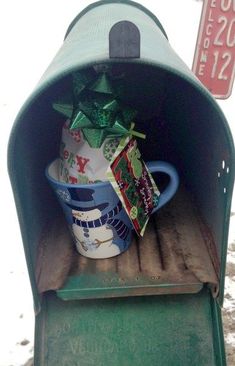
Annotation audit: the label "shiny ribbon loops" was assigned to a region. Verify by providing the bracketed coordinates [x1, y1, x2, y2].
[53, 66, 145, 148]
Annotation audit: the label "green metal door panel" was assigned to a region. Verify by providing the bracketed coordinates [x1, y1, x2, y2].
[34, 289, 225, 366]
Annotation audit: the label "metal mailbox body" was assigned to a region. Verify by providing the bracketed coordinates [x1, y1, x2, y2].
[7, 1, 235, 365]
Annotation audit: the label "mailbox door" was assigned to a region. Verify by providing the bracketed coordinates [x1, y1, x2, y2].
[34, 289, 226, 366]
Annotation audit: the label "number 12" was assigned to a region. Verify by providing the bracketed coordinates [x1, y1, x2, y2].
[211, 51, 232, 80]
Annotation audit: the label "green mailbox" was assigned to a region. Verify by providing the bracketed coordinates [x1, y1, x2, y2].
[8, 1, 235, 365]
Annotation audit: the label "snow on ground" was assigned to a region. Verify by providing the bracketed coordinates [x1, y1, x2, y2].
[0, 1, 234, 365]
[223, 213, 235, 365]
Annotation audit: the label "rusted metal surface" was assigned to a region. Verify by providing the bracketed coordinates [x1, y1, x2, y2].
[161, 187, 219, 295]
[36, 186, 219, 299]
[36, 215, 74, 293]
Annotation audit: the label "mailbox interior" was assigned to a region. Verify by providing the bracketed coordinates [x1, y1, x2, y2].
[8, 62, 234, 310]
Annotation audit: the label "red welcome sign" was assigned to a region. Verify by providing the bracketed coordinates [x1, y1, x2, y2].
[192, 0, 235, 99]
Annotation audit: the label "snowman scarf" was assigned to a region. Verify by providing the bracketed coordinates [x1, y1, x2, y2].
[72, 201, 129, 240]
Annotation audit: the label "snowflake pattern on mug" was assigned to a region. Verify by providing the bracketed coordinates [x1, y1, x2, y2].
[56, 188, 71, 203]
[152, 193, 159, 208]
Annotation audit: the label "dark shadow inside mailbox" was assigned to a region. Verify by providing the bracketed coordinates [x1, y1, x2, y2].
[8, 1, 235, 365]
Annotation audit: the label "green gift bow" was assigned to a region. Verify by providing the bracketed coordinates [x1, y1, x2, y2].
[53, 67, 145, 148]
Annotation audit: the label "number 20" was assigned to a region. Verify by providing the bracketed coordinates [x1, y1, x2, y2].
[214, 16, 235, 47]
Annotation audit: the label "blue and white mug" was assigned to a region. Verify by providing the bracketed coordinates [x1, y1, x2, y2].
[46, 159, 179, 259]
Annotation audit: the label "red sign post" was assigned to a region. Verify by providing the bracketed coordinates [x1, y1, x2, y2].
[192, 0, 235, 99]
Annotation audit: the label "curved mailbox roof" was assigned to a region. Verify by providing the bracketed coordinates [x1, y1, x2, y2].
[8, 0, 234, 311]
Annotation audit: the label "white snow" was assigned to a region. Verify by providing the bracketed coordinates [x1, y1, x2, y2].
[0, 1, 234, 365]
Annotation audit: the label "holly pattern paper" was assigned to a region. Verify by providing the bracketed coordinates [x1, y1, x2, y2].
[59, 120, 120, 184]
[106, 136, 160, 236]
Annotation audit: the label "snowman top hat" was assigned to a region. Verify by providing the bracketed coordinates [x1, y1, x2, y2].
[65, 187, 108, 212]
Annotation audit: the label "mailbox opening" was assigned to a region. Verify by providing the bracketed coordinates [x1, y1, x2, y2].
[20, 62, 232, 302]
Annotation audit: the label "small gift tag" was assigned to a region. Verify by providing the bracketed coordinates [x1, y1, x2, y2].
[106, 136, 160, 236]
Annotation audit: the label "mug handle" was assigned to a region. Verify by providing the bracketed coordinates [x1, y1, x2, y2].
[146, 161, 179, 213]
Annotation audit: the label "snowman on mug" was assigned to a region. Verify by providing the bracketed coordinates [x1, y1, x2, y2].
[65, 187, 130, 259]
